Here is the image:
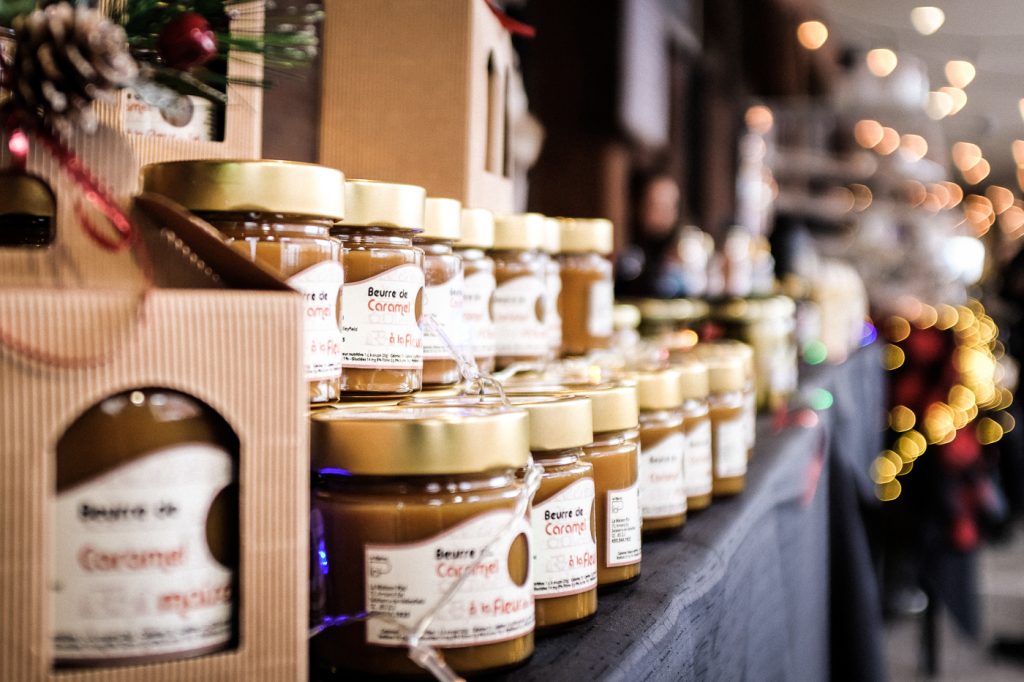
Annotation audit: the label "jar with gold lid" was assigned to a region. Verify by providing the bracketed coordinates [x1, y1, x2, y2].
[401, 393, 598, 631]
[704, 355, 748, 496]
[694, 340, 756, 460]
[714, 296, 798, 411]
[417, 198, 465, 387]
[507, 382, 641, 589]
[633, 368, 688, 534]
[676, 359, 713, 511]
[143, 160, 346, 404]
[491, 213, 548, 369]
[558, 218, 615, 357]
[332, 179, 426, 395]
[310, 405, 534, 677]
[54, 388, 239, 668]
[0, 171, 55, 246]
[542, 218, 563, 359]
[637, 298, 709, 339]
[456, 208, 497, 373]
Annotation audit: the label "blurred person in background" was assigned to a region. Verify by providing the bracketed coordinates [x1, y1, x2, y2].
[616, 170, 688, 299]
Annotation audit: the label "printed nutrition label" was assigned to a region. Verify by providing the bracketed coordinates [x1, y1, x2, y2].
[605, 483, 642, 567]
[715, 418, 748, 478]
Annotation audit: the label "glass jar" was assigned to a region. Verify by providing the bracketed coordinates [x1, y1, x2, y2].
[676, 359, 713, 511]
[491, 213, 548, 369]
[705, 356, 748, 497]
[53, 388, 239, 668]
[332, 180, 426, 394]
[637, 298, 709, 340]
[695, 340, 757, 460]
[310, 405, 534, 678]
[543, 218, 563, 359]
[714, 297, 798, 412]
[417, 198, 465, 387]
[143, 160, 346, 404]
[512, 383, 641, 589]
[456, 208, 497, 373]
[558, 218, 615, 357]
[400, 393, 598, 631]
[634, 368, 687, 535]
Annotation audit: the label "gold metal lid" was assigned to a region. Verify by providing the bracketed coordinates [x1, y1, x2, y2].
[493, 212, 545, 250]
[0, 173, 56, 217]
[558, 217, 614, 255]
[420, 197, 462, 242]
[542, 217, 561, 254]
[693, 340, 754, 379]
[142, 160, 345, 220]
[458, 208, 495, 249]
[716, 296, 796, 321]
[506, 382, 639, 433]
[632, 368, 685, 410]
[638, 298, 710, 322]
[400, 394, 593, 451]
[613, 304, 642, 331]
[343, 179, 425, 231]
[703, 355, 745, 393]
[310, 405, 530, 475]
[675, 359, 709, 400]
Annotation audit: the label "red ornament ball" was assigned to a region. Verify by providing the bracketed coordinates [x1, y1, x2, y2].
[158, 12, 218, 70]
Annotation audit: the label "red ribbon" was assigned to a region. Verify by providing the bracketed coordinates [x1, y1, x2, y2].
[483, 0, 536, 38]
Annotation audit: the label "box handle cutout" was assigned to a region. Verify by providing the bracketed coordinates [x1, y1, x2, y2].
[0, 170, 56, 247]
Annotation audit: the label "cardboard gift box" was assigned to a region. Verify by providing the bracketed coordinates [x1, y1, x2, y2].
[0, 124, 307, 680]
[319, 0, 516, 213]
[94, 0, 264, 164]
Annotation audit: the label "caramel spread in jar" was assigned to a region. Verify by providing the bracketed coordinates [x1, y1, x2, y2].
[491, 213, 548, 368]
[310, 405, 534, 677]
[143, 160, 345, 404]
[332, 180, 426, 394]
[557, 218, 615, 356]
[456, 208, 497, 373]
[418, 197, 465, 386]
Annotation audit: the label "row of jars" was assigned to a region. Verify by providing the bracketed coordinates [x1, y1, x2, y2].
[308, 341, 756, 678]
[633, 294, 799, 411]
[141, 159, 618, 404]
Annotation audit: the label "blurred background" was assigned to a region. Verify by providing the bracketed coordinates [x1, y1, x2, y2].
[262, 2, 1024, 679]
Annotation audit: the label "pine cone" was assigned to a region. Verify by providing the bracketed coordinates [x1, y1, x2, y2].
[11, 3, 138, 133]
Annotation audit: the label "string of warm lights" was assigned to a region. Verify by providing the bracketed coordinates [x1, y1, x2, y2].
[874, 300, 1014, 501]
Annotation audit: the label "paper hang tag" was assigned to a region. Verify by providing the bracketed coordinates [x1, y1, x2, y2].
[0, 122, 146, 289]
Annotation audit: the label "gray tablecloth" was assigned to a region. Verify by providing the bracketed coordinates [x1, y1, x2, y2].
[491, 346, 886, 682]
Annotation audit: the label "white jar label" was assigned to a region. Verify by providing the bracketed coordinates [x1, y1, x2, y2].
[364, 511, 534, 647]
[743, 390, 757, 449]
[463, 270, 496, 359]
[423, 271, 465, 360]
[639, 432, 687, 519]
[52, 443, 234, 661]
[587, 279, 615, 338]
[288, 260, 344, 382]
[605, 482, 642, 567]
[715, 417, 748, 478]
[545, 267, 562, 353]
[531, 478, 597, 598]
[685, 420, 713, 497]
[342, 264, 424, 370]
[493, 275, 547, 357]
